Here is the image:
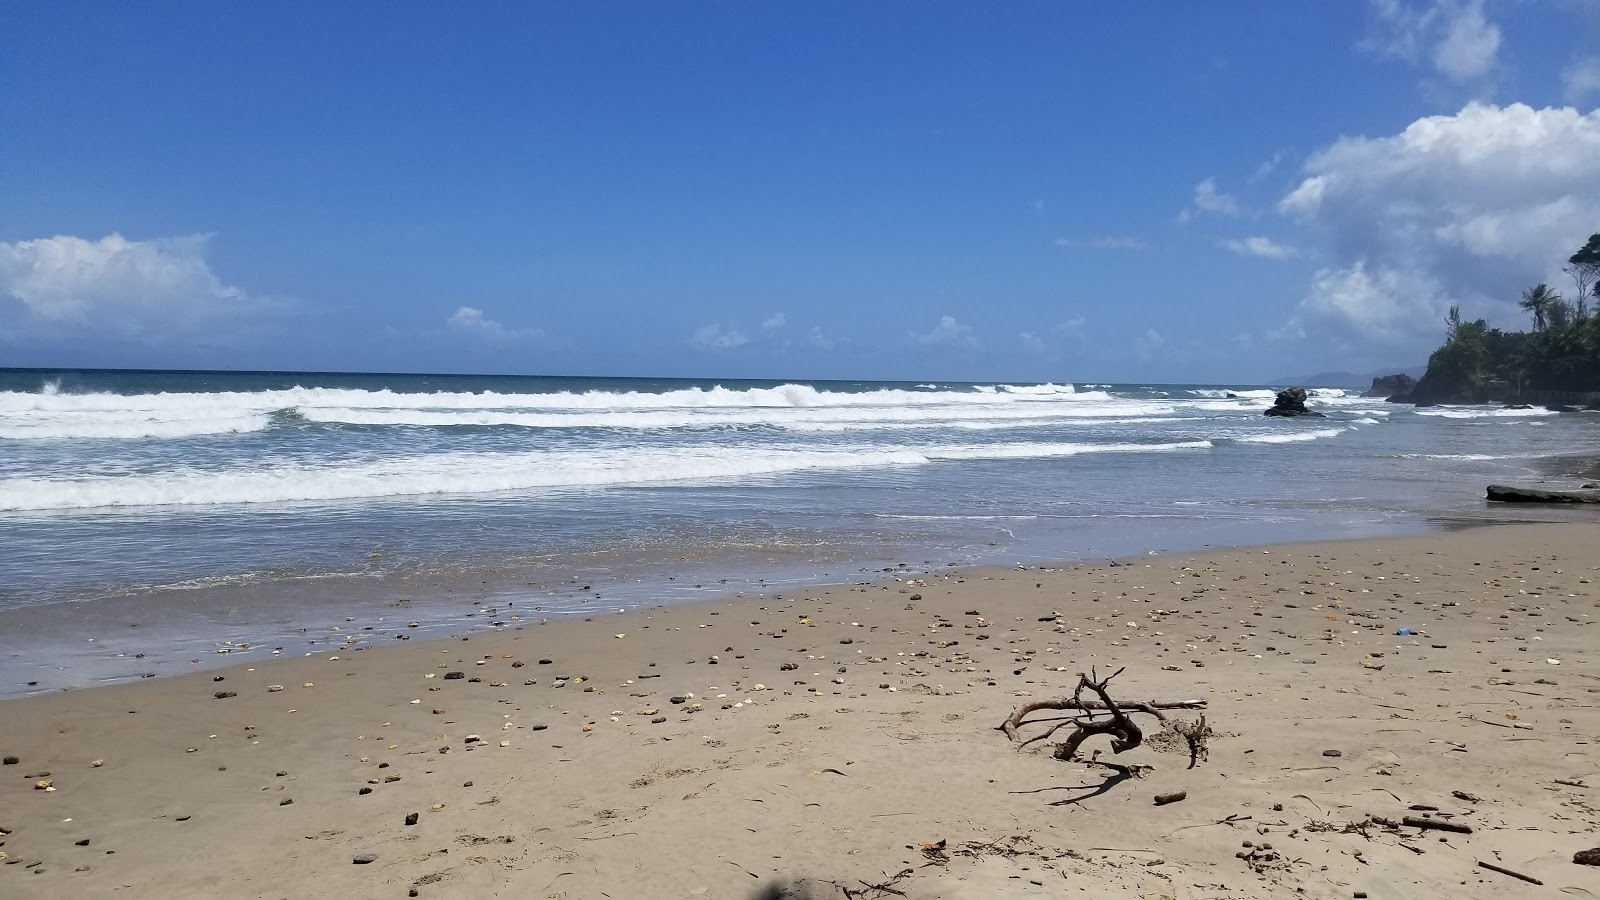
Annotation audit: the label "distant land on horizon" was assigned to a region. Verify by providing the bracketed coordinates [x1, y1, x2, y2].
[1274, 366, 1428, 389]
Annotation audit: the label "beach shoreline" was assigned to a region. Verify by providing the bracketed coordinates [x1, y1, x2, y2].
[2, 522, 1596, 898]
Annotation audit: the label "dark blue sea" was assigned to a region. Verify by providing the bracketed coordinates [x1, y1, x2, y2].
[2, 368, 1596, 694]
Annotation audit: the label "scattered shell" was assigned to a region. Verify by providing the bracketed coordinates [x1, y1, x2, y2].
[89, 760, 103, 768]
[266, 685, 284, 692]
[34, 779, 53, 791]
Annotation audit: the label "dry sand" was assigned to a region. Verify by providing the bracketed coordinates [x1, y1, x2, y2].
[1, 523, 1597, 899]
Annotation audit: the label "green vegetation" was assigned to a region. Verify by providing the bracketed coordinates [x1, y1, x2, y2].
[1410, 233, 1600, 403]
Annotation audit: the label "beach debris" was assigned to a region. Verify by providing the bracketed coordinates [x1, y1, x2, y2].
[1575, 848, 1600, 866]
[352, 853, 377, 865]
[2, 756, 17, 765]
[1153, 791, 1187, 806]
[998, 667, 1206, 764]
[1171, 715, 1213, 769]
[34, 779, 53, 791]
[266, 685, 284, 692]
[1370, 816, 1472, 834]
[1476, 860, 1541, 884]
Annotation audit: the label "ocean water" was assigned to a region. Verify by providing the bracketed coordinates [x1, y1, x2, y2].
[2, 368, 1596, 694]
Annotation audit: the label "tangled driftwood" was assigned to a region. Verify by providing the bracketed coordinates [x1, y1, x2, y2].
[998, 667, 1207, 762]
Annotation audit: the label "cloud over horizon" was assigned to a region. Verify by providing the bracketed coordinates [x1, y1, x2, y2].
[0, 233, 277, 339]
[447, 306, 542, 342]
[1277, 101, 1600, 351]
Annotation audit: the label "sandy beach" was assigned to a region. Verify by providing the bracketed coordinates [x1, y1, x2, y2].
[2, 523, 1597, 899]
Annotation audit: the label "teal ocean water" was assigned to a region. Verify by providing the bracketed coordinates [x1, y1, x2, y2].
[2, 368, 1594, 694]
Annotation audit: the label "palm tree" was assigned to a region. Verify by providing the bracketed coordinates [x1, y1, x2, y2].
[1519, 283, 1562, 332]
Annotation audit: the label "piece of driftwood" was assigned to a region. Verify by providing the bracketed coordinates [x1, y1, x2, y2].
[1153, 791, 1187, 806]
[1390, 816, 1471, 834]
[1486, 484, 1600, 504]
[998, 670, 1205, 759]
[1476, 860, 1542, 884]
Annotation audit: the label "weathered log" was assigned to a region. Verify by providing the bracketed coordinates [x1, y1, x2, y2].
[1486, 484, 1600, 504]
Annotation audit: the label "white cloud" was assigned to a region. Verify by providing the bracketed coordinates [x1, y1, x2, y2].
[1054, 236, 1149, 251]
[760, 312, 787, 332]
[447, 306, 541, 342]
[1134, 329, 1166, 359]
[910, 315, 979, 349]
[808, 326, 839, 351]
[1278, 102, 1600, 347]
[1298, 262, 1453, 344]
[0, 233, 270, 337]
[1366, 0, 1501, 88]
[1250, 152, 1286, 183]
[1565, 56, 1600, 106]
[1179, 177, 1239, 222]
[1018, 316, 1087, 354]
[1221, 236, 1298, 259]
[689, 323, 750, 350]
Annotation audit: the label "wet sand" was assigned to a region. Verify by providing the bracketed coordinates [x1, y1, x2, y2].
[1, 523, 1597, 898]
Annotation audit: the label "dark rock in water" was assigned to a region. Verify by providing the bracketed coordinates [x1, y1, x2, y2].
[1545, 404, 1580, 413]
[1263, 388, 1325, 418]
[1366, 374, 1415, 398]
[1504, 403, 1534, 409]
[1487, 484, 1600, 504]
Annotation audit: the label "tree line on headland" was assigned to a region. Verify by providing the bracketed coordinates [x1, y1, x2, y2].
[1404, 233, 1600, 405]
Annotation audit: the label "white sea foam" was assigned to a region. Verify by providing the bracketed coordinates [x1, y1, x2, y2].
[1411, 406, 1560, 418]
[1395, 452, 1524, 460]
[1232, 428, 1347, 444]
[0, 383, 1181, 440]
[0, 439, 1214, 511]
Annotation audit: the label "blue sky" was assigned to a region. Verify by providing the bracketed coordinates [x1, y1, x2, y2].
[3, 1, 1599, 383]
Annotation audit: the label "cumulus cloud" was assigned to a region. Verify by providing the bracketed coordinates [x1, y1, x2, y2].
[1054, 236, 1149, 251]
[760, 312, 787, 332]
[1565, 56, 1600, 106]
[1277, 102, 1600, 348]
[1365, 0, 1501, 88]
[0, 233, 274, 338]
[1178, 177, 1239, 222]
[447, 306, 541, 342]
[1221, 236, 1299, 259]
[689, 323, 750, 350]
[910, 315, 980, 349]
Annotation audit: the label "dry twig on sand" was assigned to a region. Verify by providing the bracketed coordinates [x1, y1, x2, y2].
[997, 668, 1206, 763]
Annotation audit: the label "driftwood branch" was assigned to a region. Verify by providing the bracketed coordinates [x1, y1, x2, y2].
[999, 695, 1206, 742]
[998, 669, 1206, 762]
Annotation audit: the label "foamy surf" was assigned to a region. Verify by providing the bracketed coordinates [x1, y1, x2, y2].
[0, 439, 1216, 511]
